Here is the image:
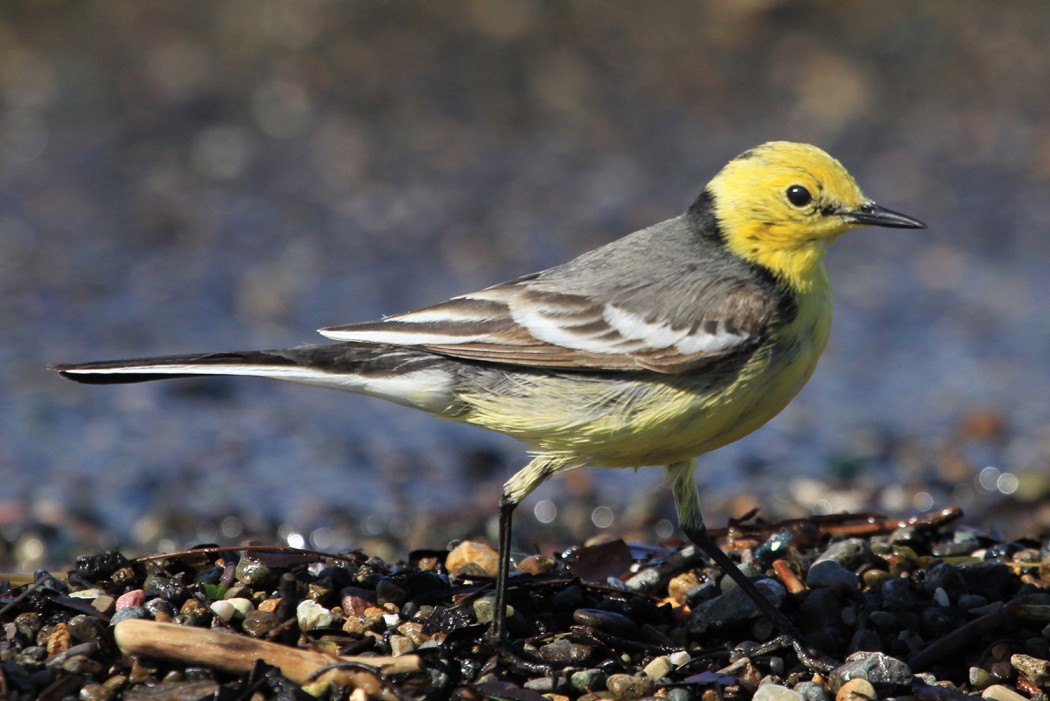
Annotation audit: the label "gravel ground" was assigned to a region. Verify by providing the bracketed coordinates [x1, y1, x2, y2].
[4, 509, 1050, 699]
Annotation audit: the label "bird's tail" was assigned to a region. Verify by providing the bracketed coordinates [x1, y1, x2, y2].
[51, 343, 461, 415]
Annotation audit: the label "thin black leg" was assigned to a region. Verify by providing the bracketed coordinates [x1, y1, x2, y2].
[484, 498, 515, 645]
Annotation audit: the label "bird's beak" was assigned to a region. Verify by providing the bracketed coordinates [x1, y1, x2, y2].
[846, 202, 926, 229]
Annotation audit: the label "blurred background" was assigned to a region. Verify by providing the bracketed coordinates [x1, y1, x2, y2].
[3, 2, 1050, 568]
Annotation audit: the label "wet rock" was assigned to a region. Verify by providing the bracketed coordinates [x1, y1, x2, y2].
[685, 578, 786, 635]
[829, 651, 913, 694]
[241, 610, 279, 638]
[806, 560, 859, 592]
[573, 608, 638, 637]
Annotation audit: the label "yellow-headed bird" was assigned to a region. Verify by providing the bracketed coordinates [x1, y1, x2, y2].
[54, 142, 924, 661]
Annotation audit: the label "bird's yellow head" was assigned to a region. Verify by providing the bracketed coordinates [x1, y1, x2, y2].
[706, 141, 924, 291]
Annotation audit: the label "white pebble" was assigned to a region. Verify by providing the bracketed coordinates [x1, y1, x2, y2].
[210, 600, 236, 622]
[296, 600, 334, 631]
[753, 683, 804, 701]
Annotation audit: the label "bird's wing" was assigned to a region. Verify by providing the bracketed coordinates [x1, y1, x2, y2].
[319, 271, 779, 375]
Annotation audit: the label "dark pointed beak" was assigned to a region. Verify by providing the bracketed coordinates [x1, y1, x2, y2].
[846, 202, 926, 229]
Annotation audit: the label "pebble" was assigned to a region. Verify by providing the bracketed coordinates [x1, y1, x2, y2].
[666, 688, 695, 701]
[295, 600, 333, 631]
[570, 669, 606, 692]
[686, 578, 786, 635]
[79, 682, 113, 701]
[91, 595, 117, 615]
[794, 681, 829, 701]
[445, 541, 499, 578]
[668, 650, 691, 667]
[1011, 653, 1050, 686]
[110, 606, 151, 626]
[835, 678, 876, 701]
[46, 622, 71, 656]
[642, 655, 672, 680]
[516, 554, 557, 574]
[572, 608, 638, 637]
[982, 685, 1028, 701]
[605, 673, 652, 700]
[388, 634, 415, 656]
[668, 571, 701, 605]
[830, 651, 913, 694]
[814, 539, 874, 570]
[806, 560, 860, 592]
[209, 600, 237, 622]
[754, 683, 804, 701]
[472, 595, 510, 625]
[376, 578, 409, 606]
[241, 610, 278, 638]
[235, 556, 274, 586]
[115, 589, 145, 610]
[341, 586, 376, 616]
[67, 614, 104, 643]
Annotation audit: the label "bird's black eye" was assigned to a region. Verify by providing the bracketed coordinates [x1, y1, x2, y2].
[786, 185, 812, 207]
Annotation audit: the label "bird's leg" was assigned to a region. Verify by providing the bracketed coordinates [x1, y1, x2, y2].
[665, 461, 835, 672]
[484, 456, 577, 647]
[485, 496, 516, 646]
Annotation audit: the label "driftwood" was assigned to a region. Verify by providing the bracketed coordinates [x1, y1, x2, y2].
[114, 618, 420, 699]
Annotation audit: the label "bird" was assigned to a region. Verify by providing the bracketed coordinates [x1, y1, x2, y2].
[53, 141, 924, 662]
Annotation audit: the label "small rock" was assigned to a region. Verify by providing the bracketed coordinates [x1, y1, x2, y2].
[605, 673, 652, 700]
[806, 560, 860, 592]
[242, 610, 278, 638]
[835, 678, 876, 701]
[210, 600, 237, 622]
[754, 683, 804, 701]
[67, 614, 105, 643]
[235, 556, 273, 586]
[666, 689, 695, 701]
[1011, 653, 1050, 686]
[110, 606, 151, 626]
[341, 586, 376, 616]
[668, 571, 701, 605]
[46, 622, 72, 657]
[472, 595, 511, 625]
[517, 554, 557, 575]
[446, 541, 499, 578]
[524, 676, 566, 693]
[376, 578, 408, 606]
[669, 650, 691, 667]
[296, 600, 333, 631]
[643, 655, 672, 680]
[969, 667, 995, 689]
[573, 608, 638, 637]
[794, 681, 829, 701]
[830, 651, 912, 694]
[115, 589, 145, 610]
[570, 669, 606, 692]
[814, 539, 874, 570]
[91, 595, 116, 615]
[686, 578, 786, 635]
[389, 634, 415, 656]
[79, 682, 113, 701]
[982, 685, 1028, 701]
